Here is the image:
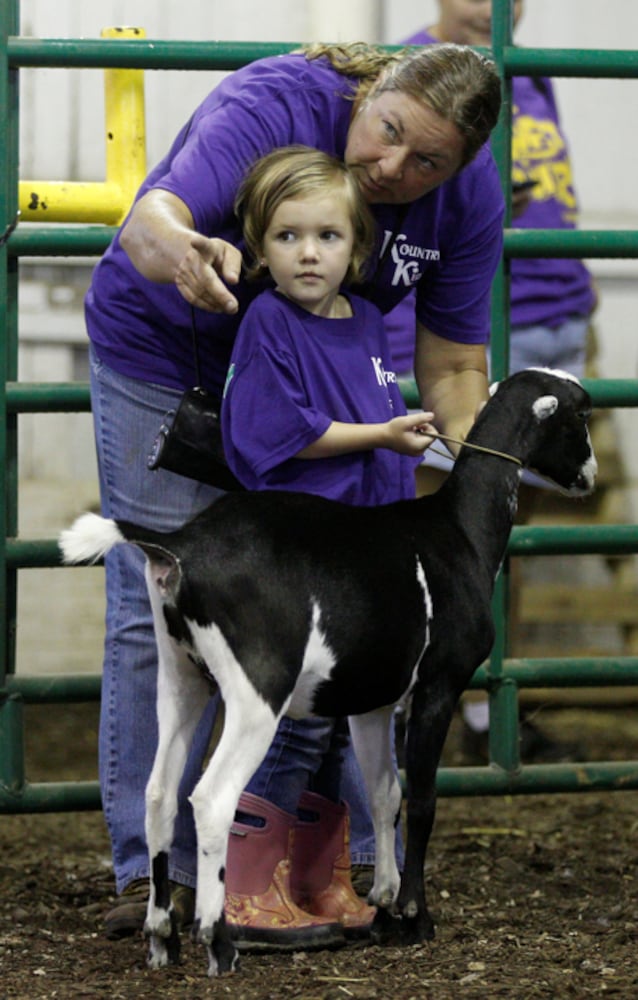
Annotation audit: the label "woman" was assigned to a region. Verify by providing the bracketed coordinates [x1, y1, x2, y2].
[86, 40, 503, 943]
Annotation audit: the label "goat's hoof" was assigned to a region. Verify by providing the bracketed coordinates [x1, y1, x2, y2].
[145, 913, 181, 968]
[207, 942, 240, 978]
[196, 916, 239, 977]
[370, 907, 403, 946]
[147, 929, 181, 968]
[399, 913, 436, 947]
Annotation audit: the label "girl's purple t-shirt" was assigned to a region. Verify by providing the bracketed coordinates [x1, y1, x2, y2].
[85, 52, 504, 398]
[386, 30, 595, 374]
[221, 289, 418, 505]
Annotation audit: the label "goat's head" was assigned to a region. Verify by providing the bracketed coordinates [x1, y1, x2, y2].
[488, 368, 597, 495]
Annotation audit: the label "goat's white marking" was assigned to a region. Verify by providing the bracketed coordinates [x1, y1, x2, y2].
[532, 394, 559, 421]
[348, 706, 402, 908]
[581, 445, 598, 490]
[287, 599, 337, 718]
[397, 558, 433, 709]
[190, 620, 281, 721]
[527, 365, 582, 386]
[172, 619, 282, 962]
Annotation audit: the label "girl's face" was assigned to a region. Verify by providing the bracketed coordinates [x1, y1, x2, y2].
[345, 90, 465, 205]
[436, 0, 524, 47]
[260, 191, 355, 316]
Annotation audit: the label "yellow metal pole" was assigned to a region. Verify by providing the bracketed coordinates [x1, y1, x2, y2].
[101, 26, 147, 216]
[18, 26, 147, 225]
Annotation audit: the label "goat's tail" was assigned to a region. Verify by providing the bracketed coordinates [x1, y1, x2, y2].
[59, 512, 125, 565]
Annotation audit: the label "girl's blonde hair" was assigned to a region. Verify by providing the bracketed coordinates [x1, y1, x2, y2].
[303, 41, 501, 167]
[235, 145, 376, 284]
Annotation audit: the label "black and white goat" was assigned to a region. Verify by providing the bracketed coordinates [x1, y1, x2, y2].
[59, 368, 596, 977]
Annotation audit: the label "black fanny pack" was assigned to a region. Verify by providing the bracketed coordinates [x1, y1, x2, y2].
[147, 308, 244, 491]
[147, 385, 243, 492]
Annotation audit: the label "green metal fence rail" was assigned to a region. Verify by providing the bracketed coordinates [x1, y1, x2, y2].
[1, 0, 638, 813]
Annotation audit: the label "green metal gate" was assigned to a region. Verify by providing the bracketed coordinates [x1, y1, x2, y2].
[1, 0, 638, 814]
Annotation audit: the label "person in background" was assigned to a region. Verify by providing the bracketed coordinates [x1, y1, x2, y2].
[85, 40, 504, 943]
[219, 145, 437, 948]
[383, 0, 596, 768]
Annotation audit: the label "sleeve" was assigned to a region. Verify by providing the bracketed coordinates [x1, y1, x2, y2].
[147, 58, 351, 237]
[156, 103, 284, 234]
[222, 305, 332, 480]
[415, 146, 505, 344]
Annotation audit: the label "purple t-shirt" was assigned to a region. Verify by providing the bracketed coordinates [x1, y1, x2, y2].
[386, 30, 595, 374]
[221, 289, 418, 505]
[85, 51, 503, 398]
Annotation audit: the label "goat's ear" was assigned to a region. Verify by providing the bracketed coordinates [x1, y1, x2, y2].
[533, 395, 559, 421]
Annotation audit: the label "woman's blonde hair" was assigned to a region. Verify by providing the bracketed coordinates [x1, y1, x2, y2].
[235, 145, 376, 284]
[303, 41, 501, 167]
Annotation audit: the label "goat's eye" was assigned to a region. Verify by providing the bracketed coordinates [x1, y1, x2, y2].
[579, 409, 592, 422]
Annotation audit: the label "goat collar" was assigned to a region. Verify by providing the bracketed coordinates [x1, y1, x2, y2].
[431, 432, 523, 468]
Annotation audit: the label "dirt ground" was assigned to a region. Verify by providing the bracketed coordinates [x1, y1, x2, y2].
[1, 703, 637, 1000]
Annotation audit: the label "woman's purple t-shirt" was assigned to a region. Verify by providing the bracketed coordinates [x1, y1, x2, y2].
[85, 52, 504, 398]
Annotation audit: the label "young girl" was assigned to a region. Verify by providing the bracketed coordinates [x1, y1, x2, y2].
[220, 146, 437, 950]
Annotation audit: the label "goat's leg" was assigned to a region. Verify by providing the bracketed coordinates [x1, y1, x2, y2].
[188, 680, 282, 977]
[144, 594, 212, 968]
[348, 707, 402, 932]
[397, 684, 458, 945]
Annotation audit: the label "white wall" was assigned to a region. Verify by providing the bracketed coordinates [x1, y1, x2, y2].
[19, 0, 381, 180]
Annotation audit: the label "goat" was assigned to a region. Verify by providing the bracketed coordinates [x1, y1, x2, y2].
[59, 368, 596, 977]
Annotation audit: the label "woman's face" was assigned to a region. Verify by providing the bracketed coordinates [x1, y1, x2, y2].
[345, 90, 465, 205]
[436, 0, 524, 47]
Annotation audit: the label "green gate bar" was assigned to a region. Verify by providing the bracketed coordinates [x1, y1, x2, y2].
[1, 0, 638, 813]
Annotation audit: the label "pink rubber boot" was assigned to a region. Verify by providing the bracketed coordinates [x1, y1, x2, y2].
[290, 791, 377, 939]
[224, 792, 345, 952]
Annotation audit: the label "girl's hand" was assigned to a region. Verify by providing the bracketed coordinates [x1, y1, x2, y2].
[386, 412, 437, 456]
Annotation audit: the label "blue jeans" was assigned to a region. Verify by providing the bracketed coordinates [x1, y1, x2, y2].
[508, 316, 587, 379]
[89, 349, 382, 889]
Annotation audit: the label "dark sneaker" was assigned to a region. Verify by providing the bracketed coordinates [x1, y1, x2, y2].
[104, 879, 195, 940]
[350, 864, 375, 898]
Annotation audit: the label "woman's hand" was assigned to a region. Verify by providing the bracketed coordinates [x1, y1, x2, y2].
[384, 412, 437, 456]
[120, 190, 242, 313]
[174, 234, 242, 314]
